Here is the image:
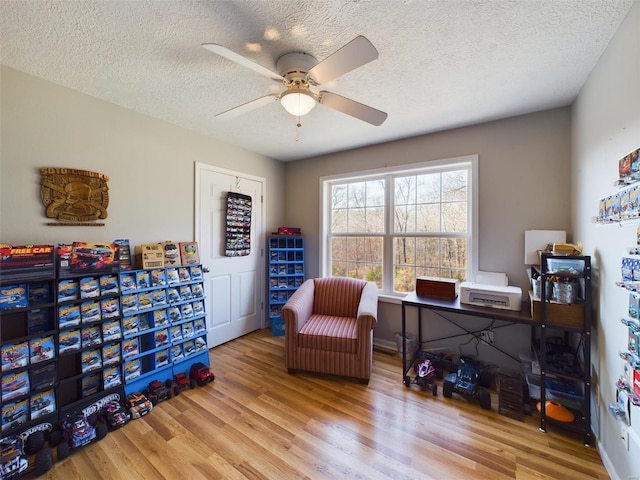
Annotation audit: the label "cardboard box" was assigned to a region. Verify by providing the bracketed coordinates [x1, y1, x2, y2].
[162, 241, 181, 266]
[529, 292, 585, 329]
[416, 277, 459, 300]
[179, 242, 200, 265]
[136, 244, 164, 269]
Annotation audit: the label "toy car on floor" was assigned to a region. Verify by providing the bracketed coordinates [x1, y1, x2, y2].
[100, 400, 131, 430]
[144, 379, 172, 405]
[61, 414, 96, 448]
[190, 362, 215, 387]
[413, 358, 438, 395]
[442, 359, 492, 410]
[167, 372, 194, 396]
[126, 392, 153, 419]
[0, 436, 28, 479]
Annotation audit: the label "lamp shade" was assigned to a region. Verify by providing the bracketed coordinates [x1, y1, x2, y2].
[280, 89, 316, 116]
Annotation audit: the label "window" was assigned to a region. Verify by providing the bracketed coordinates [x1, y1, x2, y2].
[321, 155, 478, 296]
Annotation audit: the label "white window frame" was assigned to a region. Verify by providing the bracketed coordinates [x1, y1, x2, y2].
[319, 154, 478, 298]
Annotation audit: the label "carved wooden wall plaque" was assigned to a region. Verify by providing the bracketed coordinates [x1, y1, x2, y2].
[40, 168, 109, 225]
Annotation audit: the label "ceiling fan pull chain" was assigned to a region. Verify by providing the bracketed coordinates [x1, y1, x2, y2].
[296, 115, 302, 142]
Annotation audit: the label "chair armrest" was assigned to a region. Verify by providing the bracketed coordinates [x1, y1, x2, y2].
[357, 281, 379, 329]
[281, 278, 315, 333]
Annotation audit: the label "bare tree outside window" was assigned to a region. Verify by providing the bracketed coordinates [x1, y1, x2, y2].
[324, 157, 475, 295]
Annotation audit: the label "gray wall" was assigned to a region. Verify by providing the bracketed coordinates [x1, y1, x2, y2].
[0, 66, 286, 247]
[285, 108, 573, 362]
[572, 2, 640, 478]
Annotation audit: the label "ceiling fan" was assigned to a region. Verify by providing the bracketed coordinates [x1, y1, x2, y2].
[202, 36, 387, 126]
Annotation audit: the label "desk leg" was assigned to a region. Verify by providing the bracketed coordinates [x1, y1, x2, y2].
[402, 302, 409, 386]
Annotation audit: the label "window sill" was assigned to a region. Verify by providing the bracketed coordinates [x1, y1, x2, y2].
[377, 293, 405, 305]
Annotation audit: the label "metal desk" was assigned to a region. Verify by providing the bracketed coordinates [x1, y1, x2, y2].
[400, 292, 535, 386]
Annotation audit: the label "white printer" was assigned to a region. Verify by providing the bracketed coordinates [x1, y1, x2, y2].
[459, 271, 523, 311]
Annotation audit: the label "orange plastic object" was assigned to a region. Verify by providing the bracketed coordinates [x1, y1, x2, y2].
[536, 400, 575, 423]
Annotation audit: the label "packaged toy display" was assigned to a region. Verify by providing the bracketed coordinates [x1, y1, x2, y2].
[162, 241, 181, 266]
[120, 272, 136, 292]
[155, 349, 170, 368]
[179, 242, 200, 265]
[1, 342, 29, 372]
[123, 316, 139, 335]
[58, 304, 81, 328]
[69, 241, 119, 274]
[171, 344, 184, 362]
[28, 335, 54, 364]
[194, 318, 206, 335]
[1, 398, 28, 433]
[27, 309, 51, 335]
[170, 325, 183, 342]
[122, 293, 138, 314]
[0, 244, 54, 280]
[182, 322, 195, 339]
[179, 285, 192, 301]
[0, 283, 28, 311]
[155, 329, 169, 348]
[102, 343, 121, 366]
[30, 389, 55, 419]
[166, 268, 179, 285]
[59, 329, 81, 354]
[81, 325, 101, 348]
[2, 370, 30, 402]
[192, 283, 204, 298]
[102, 320, 122, 342]
[138, 315, 150, 331]
[152, 289, 167, 307]
[81, 349, 102, 373]
[82, 373, 100, 397]
[123, 338, 139, 359]
[195, 337, 207, 351]
[81, 299, 101, 324]
[124, 359, 141, 381]
[193, 301, 205, 316]
[151, 268, 167, 287]
[114, 238, 132, 271]
[138, 292, 153, 310]
[57, 279, 79, 302]
[79, 277, 100, 299]
[30, 362, 55, 391]
[101, 297, 120, 319]
[181, 303, 194, 319]
[154, 309, 168, 327]
[136, 270, 151, 289]
[99, 274, 119, 295]
[28, 282, 51, 305]
[191, 265, 203, 281]
[168, 306, 182, 322]
[167, 287, 180, 303]
[178, 267, 191, 283]
[103, 366, 122, 389]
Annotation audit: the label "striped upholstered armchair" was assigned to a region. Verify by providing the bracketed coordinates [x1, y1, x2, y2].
[281, 277, 378, 384]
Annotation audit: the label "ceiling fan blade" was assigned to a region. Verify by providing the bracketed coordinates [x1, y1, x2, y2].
[202, 43, 282, 81]
[307, 36, 379, 85]
[216, 94, 279, 120]
[319, 91, 387, 126]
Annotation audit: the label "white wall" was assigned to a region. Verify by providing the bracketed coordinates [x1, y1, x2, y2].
[572, 2, 640, 479]
[285, 108, 573, 366]
[0, 66, 286, 247]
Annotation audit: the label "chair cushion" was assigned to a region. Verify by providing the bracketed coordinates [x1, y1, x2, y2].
[298, 314, 358, 353]
[313, 277, 365, 318]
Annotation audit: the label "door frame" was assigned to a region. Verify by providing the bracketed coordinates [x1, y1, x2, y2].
[194, 162, 267, 330]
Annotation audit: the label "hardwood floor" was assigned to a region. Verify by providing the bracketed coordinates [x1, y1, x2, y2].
[44, 329, 609, 479]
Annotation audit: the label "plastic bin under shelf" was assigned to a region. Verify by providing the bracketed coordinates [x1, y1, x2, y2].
[525, 373, 584, 410]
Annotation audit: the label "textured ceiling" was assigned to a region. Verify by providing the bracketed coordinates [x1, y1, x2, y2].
[0, 0, 634, 161]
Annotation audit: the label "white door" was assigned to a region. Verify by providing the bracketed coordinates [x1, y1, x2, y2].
[195, 163, 264, 347]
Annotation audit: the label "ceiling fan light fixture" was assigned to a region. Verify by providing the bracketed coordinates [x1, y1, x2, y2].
[280, 89, 316, 116]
